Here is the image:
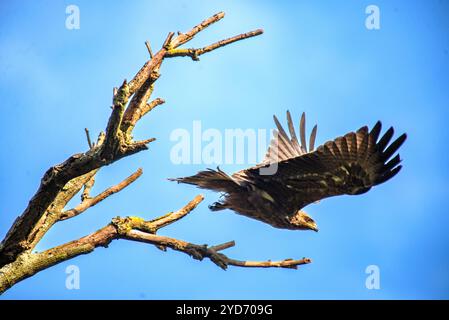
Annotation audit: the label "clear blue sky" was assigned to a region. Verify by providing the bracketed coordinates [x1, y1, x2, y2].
[1, 0, 448, 299]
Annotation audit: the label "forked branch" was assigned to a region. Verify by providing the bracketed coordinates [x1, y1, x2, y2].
[0, 12, 310, 296]
[0, 195, 310, 294]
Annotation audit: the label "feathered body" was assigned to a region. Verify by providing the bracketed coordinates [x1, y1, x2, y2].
[171, 111, 407, 231]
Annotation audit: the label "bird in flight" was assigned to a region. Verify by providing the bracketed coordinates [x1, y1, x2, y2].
[170, 111, 407, 232]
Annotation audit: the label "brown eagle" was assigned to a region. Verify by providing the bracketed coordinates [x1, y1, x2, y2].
[170, 111, 407, 232]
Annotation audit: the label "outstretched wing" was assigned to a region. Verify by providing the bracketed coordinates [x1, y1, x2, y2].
[262, 110, 318, 164]
[241, 121, 407, 211]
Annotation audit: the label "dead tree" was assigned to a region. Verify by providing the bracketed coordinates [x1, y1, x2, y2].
[0, 12, 311, 295]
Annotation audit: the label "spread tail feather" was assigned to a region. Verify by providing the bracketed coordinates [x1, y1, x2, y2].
[169, 167, 240, 193]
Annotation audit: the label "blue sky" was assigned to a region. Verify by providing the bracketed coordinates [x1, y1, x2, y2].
[0, 0, 448, 299]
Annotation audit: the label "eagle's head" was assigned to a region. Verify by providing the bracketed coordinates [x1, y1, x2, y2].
[288, 210, 319, 232]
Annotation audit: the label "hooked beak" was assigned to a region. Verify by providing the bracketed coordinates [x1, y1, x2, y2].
[310, 225, 319, 232]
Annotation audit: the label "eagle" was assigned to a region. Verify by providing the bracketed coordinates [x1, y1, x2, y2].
[170, 111, 407, 232]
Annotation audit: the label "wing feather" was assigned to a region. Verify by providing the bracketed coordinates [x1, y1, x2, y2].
[300, 112, 307, 153]
[382, 133, 407, 161]
[273, 115, 297, 157]
[377, 127, 394, 151]
[286, 110, 301, 153]
[309, 125, 318, 151]
[241, 121, 407, 211]
[261, 112, 318, 164]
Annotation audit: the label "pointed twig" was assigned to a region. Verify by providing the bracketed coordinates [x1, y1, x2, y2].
[84, 128, 93, 149]
[145, 40, 153, 59]
[125, 138, 157, 155]
[209, 241, 236, 252]
[163, 32, 175, 49]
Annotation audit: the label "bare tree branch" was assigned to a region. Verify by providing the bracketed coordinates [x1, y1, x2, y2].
[0, 12, 309, 296]
[60, 168, 144, 221]
[171, 12, 226, 48]
[120, 80, 159, 135]
[165, 29, 264, 61]
[122, 230, 311, 270]
[149, 194, 204, 231]
[0, 195, 311, 294]
[226, 257, 311, 269]
[124, 97, 165, 133]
